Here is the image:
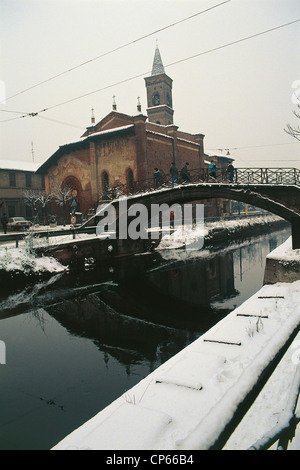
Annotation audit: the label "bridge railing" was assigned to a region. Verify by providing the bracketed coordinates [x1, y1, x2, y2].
[100, 167, 300, 201]
[233, 168, 300, 186]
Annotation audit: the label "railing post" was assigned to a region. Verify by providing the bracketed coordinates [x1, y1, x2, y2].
[291, 218, 300, 249]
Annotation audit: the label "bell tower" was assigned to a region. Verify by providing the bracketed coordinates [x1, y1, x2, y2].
[144, 45, 174, 125]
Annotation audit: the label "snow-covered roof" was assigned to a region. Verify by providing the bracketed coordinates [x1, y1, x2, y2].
[36, 124, 135, 173]
[205, 152, 234, 163]
[88, 124, 134, 139]
[146, 130, 173, 140]
[177, 137, 200, 147]
[0, 159, 39, 172]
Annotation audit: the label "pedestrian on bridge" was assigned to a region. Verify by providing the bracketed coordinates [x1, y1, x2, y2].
[209, 161, 217, 180]
[153, 168, 162, 188]
[180, 162, 190, 183]
[227, 162, 235, 183]
[170, 162, 178, 188]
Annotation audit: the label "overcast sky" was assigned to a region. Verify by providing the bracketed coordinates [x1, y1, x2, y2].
[1, 0, 299, 169]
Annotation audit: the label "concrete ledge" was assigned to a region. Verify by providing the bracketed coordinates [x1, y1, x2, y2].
[264, 237, 300, 284]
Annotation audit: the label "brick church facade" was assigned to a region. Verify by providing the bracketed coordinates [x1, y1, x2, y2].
[37, 45, 232, 220]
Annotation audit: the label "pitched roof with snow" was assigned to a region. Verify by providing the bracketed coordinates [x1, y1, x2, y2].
[0, 160, 39, 172]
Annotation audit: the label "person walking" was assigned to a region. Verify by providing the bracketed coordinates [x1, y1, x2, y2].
[1, 213, 8, 234]
[209, 161, 217, 180]
[180, 162, 190, 183]
[153, 168, 162, 188]
[227, 162, 235, 183]
[170, 162, 178, 188]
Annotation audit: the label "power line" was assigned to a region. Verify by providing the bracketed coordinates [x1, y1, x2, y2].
[1, 17, 299, 125]
[0, 108, 85, 129]
[208, 142, 300, 152]
[4, 0, 232, 102]
[29, 18, 300, 116]
[37, 115, 85, 130]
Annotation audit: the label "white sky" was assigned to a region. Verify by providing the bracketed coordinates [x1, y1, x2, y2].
[0, 0, 300, 169]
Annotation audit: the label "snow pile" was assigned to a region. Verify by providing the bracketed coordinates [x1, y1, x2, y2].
[206, 214, 281, 232]
[157, 224, 207, 251]
[0, 247, 66, 275]
[267, 236, 300, 264]
[52, 280, 300, 450]
[157, 215, 282, 252]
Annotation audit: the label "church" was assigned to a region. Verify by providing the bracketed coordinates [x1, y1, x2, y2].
[37, 45, 231, 220]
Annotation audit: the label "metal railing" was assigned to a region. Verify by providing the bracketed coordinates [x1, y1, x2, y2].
[0, 225, 97, 248]
[101, 167, 300, 201]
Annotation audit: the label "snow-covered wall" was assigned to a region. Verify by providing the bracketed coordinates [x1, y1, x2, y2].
[264, 237, 300, 284]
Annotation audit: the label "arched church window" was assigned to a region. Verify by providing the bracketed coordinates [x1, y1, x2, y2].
[102, 171, 110, 200]
[102, 171, 109, 191]
[166, 93, 172, 107]
[152, 92, 160, 106]
[126, 168, 134, 193]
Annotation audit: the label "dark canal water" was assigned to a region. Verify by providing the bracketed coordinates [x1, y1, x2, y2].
[0, 225, 291, 449]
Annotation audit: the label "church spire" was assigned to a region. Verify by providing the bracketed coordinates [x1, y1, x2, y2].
[151, 43, 165, 76]
[145, 43, 174, 125]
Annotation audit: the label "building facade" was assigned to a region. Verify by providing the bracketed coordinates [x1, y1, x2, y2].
[0, 161, 44, 220]
[36, 45, 233, 222]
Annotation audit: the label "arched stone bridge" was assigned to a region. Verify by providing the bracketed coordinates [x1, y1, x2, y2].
[99, 167, 300, 249]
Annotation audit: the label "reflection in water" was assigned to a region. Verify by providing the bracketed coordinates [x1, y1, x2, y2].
[0, 226, 291, 449]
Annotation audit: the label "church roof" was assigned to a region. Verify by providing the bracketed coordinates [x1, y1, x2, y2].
[151, 46, 165, 76]
[35, 123, 135, 174]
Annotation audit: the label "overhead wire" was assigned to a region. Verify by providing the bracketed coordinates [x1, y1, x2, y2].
[4, 0, 232, 102]
[1, 17, 299, 126]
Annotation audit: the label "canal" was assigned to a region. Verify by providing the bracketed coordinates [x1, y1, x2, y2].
[0, 225, 291, 450]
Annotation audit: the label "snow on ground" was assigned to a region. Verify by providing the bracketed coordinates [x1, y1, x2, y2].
[157, 214, 283, 251]
[0, 247, 66, 275]
[224, 329, 300, 450]
[0, 215, 283, 275]
[266, 236, 300, 263]
[52, 279, 300, 450]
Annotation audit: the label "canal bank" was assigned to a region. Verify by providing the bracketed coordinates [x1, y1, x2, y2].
[264, 236, 300, 284]
[52, 239, 300, 451]
[0, 215, 289, 285]
[0, 224, 295, 450]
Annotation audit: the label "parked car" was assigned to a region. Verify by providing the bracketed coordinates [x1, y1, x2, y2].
[7, 217, 32, 231]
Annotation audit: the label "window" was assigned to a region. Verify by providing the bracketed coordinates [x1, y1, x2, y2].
[25, 173, 31, 188]
[126, 168, 134, 193]
[103, 171, 109, 191]
[102, 171, 109, 199]
[9, 172, 16, 187]
[7, 204, 16, 217]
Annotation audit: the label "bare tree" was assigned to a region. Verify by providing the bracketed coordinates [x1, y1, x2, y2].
[284, 104, 300, 141]
[52, 184, 73, 226]
[23, 189, 55, 225]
